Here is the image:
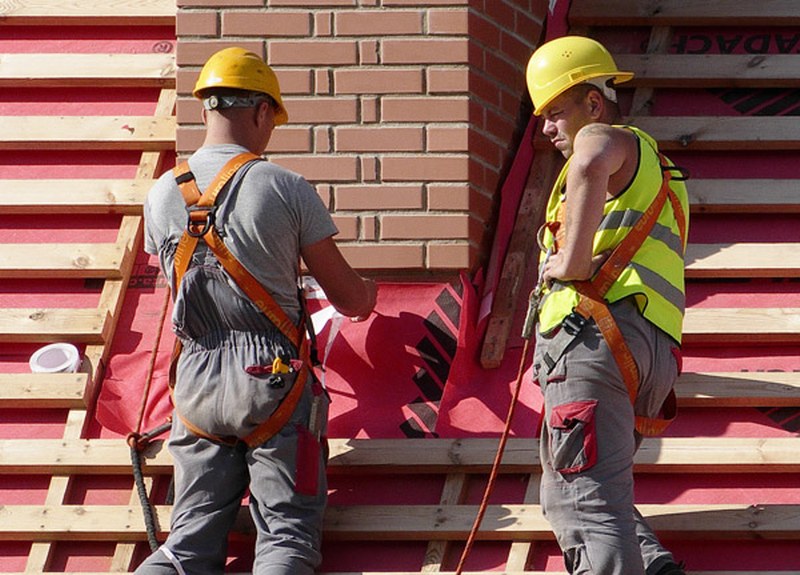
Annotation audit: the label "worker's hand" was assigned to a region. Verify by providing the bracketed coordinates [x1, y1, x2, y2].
[543, 250, 611, 289]
[351, 278, 378, 322]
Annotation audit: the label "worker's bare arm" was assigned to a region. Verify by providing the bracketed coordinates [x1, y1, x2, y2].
[302, 236, 377, 320]
[543, 123, 631, 285]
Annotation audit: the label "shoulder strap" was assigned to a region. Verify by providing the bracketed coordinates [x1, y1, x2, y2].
[171, 152, 301, 346]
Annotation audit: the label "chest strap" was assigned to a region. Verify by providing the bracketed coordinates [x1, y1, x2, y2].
[169, 152, 310, 448]
[543, 155, 685, 436]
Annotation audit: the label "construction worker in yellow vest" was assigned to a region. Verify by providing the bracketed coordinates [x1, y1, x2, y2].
[526, 36, 689, 575]
[135, 47, 377, 575]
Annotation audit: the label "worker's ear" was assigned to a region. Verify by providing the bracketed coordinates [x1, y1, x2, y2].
[586, 89, 603, 119]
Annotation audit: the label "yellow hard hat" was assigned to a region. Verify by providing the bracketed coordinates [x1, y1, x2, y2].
[526, 36, 633, 116]
[193, 47, 288, 125]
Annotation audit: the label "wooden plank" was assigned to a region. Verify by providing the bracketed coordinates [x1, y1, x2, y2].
[569, 0, 800, 26]
[677, 372, 800, 407]
[0, 53, 175, 88]
[685, 243, 800, 278]
[6, 437, 800, 475]
[0, 373, 88, 408]
[688, 179, 800, 214]
[0, 179, 150, 214]
[0, 309, 110, 344]
[0, 243, 125, 279]
[480, 144, 562, 369]
[531, 117, 800, 151]
[0, 116, 175, 151]
[684, 307, 800, 344]
[625, 117, 800, 151]
[616, 54, 800, 88]
[4, 503, 797, 541]
[0, 0, 174, 25]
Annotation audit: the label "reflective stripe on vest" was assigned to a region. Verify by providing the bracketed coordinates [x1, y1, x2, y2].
[538, 125, 689, 343]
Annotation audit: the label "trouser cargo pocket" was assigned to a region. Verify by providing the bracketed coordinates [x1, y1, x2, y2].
[548, 399, 598, 474]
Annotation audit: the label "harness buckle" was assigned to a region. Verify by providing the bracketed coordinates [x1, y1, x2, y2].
[186, 205, 217, 238]
[562, 311, 587, 336]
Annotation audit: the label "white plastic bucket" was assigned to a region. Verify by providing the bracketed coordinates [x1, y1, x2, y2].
[29, 343, 81, 374]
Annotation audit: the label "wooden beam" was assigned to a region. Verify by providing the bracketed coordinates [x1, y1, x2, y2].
[0, 54, 176, 88]
[0, 243, 125, 279]
[0, 116, 175, 151]
[5, 437, 800, 475]
[685, 243, 800, 278]
[0, 179, 151, 214]
[688, 179, 800, 214]
[625, 117, 800, 151]
[677, 372, 800, 407]
[533, 117, 800, 152]
[0, 373, 88, 408]
[683, 308, 800, 344]
[616, 54, 800, 88]
[0, 309, 111, 344]
[569, 0, 800, 26]
[0, 0, 175, 26]
[2, 503, 800, 542]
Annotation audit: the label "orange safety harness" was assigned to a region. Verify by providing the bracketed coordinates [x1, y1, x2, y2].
[544, 153, 687, 436]
[169, 152, 313, 448]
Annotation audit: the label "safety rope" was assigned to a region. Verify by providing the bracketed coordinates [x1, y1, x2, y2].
[127, 280, 173, 552]
[454, 334, 532, 574]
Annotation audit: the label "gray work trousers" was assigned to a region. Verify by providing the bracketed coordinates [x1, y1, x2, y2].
[134, 379, 328, 575]
[534, 297, 680, 575]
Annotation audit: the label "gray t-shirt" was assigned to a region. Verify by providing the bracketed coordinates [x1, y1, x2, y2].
[144, 144, 338, 327]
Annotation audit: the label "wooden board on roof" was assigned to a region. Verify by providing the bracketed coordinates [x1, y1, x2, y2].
[0, 179, 151, 215]
[0, 54, 176, 88]
[569, 0, 800, 26]
[0, 0, 175, 25]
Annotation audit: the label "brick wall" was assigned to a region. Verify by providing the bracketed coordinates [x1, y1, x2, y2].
[175, 0, 548, 275]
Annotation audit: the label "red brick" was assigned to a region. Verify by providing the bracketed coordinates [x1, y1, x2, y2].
[359, 40, 379, 65]
[361, 96, 378, 122]
[177, 11, 219, 37]
[334, 68, 423, 95]
[176, 126, 206, 155]
[335, 185, 423, 210]
[381, 214, 470, 240]
[361, 156, 378, 181]
[427, 66, 469, 93]
[269, 127, 312, 153]
[337, 126, 423, 152]
[332, 215, 358, 240]
[176, 98, 204, 124]
[429, 8, 468, 34]
[284, 97, 358, 123]
[178, 0, 261, 5]
[315, 184, 333, 209]
[270, 0, 355, 5]
[337, 243, 424, 270]
[279, 69, 314, 95]
[177, 40, 263, 66]
[382, 155, 469, 182]
[382, 0, 468, 5]
[382, 96, 469, 122]
[427, 183, 470, 211]
[315, 11, 333, 36]
[268, 40, 357, 66]
[362, 216, 377, 240]
[315, 69, 332, 94]
[269, 155, 358, 182]
[382, 38, 468, 64]
[427, 125, 468, 152]
[468, 13, 501, 48]
[427, 242, 473, 269]
[222, 11, 311, 36]
[335, 10, 423, 35]
[314, 126, 331, 153]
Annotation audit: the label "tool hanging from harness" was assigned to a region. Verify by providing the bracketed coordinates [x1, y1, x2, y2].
[169, 152, 315, 448]
[540, 153, 688, 436]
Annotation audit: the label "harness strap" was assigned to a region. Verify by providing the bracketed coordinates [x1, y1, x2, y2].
[544, 155, 684, 436]
[169, 153, 312, 448]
